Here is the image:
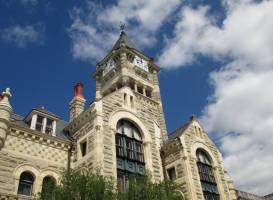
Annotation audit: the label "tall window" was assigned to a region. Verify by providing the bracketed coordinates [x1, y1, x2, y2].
[18, 172, 34, 196]
[116, 119, 145, 192]
[196, 149, 220, 200]
[41, 176, 56, 199]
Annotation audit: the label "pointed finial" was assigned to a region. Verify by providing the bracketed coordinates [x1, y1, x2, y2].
[119, 22, 125, 32]
[2, 88, 12, 98]
[0, 88, 12, 111]
[189, 115, 197, 122]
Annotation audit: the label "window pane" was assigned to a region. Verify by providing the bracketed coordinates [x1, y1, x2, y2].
[116, 119, 145, 191]
[196, 150, 219, 199]
[18, 172, 34, 196]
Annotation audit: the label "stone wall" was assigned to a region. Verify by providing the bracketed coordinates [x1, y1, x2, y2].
[161, 119, 237, 200]
[0, 125, 69, 196]
[180, 121, 237, 200]
[100, 87, 165, 181]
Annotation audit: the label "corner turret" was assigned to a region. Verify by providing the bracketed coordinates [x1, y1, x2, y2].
[0, 88, 12, 149]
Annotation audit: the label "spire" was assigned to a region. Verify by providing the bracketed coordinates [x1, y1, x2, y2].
[112, 25, 137, 51]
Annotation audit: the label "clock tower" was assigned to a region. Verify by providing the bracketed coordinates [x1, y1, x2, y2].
[68, 29, 168, 188]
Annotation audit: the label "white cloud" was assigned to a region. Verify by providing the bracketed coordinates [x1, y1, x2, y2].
[68, 0, 181, 61]
[0, 24, 44, 47]
[68, 0, 273, 194]
[158, 0, 273, 195]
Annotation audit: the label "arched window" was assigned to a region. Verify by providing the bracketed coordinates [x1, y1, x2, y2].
[41, 176, 56, 199]
[116, 119, 145, 192]
[196, 149, 220, 200]
[17, 171, 34, 196]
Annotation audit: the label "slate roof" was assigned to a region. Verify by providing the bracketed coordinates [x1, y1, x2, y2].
[33, 107, 59, 119]
[112, 31, 137, 51]
[10, 112, 70, 141]
[168, 122, 190, 141]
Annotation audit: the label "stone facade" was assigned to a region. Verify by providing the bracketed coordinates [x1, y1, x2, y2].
[236, 190, 273, 200]
[0, 30, 267, 199]
[161, 117, 237, 200]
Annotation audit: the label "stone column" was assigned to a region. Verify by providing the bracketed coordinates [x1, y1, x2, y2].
[95, 76, 102, 100]
[0, 88, 12, 149]
[52, 120, 57, 136]
[42, 117, 47, 133]
[134, 82, 138, 92]
[143, 86, 146, 96]
[30, 114, 37, 130]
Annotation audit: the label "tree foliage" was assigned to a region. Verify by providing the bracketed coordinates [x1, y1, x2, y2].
[38, 169, 185, 200]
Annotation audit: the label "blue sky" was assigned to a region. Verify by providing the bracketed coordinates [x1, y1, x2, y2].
[1, 0, 273, 195]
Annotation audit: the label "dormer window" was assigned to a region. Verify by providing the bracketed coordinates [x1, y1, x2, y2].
[35, 115, 43, 132]
[45, 119, 53, 134]
[27, 108, 58, 136]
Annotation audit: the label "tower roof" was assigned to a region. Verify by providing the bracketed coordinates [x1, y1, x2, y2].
[112, 31, 137, 51]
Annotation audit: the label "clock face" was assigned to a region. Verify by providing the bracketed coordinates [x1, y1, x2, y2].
[102, 59, 116, 76]
[133, 55, 149, 72]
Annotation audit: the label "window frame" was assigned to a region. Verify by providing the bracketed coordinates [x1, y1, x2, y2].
[17, 171, 35, 196]
[167, 167, 176, 181]
[196, 149, 220, 200]
[116, 120, 145, 193]
[79, 139, 88, 158]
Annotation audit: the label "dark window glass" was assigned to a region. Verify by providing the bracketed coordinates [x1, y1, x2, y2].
[126, 138, 134, 159]
[196, 149, 220, 200]
[36, 116, 43, 132]
[116, 120, 145, 192]
[167, 167, 176, 181]
[80, 141, 87, 157]
[135, 142, 144, 162]
[116, 134, 124, 157]
[45, 119, 53, 134]
[18, 172, 34, 196]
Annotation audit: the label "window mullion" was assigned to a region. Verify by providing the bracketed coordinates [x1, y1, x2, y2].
[122, 136, 127, 158]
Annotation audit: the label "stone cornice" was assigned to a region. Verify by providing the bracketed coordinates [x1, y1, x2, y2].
[9, 125, 71, 151]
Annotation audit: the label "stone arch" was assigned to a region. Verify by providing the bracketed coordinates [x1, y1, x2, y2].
[109, 109, 151, 143]
[191, 141, 226, 199]
[40, 169, 60, 184]
[109, 109, 153, 180]
[191, 141, 217, 166]
[14, 164, 40, 195]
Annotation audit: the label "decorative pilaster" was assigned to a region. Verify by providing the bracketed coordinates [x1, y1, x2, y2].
[95, 76, 102, 100]
[52, 120, 57, 136]
[30, 114, 37, 130]
[42, 117, 47, 133]
[143, 86, 146, 96]
[134, 82, 138, 92]
[69, 82, 86, 121]
[0, 88, 12, 149]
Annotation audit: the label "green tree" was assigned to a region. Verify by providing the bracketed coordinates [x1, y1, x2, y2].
[38, 169, 185, 200]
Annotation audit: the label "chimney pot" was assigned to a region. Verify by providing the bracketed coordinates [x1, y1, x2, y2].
[74, 82, 84, 98]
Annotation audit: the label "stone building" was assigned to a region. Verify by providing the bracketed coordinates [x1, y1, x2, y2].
[0, 30, 259, 200]
[236, 190, 273, 200]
